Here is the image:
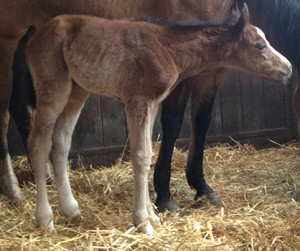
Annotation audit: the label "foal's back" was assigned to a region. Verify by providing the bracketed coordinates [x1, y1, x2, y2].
[27, 15, 176, 100]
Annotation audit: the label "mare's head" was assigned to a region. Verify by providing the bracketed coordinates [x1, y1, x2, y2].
[226, 3, 292, 83]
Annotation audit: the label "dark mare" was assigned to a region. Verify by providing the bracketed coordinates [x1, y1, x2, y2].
[0, 0, 239, 203]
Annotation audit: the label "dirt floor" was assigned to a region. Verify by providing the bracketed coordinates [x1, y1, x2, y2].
[1, 141, 300, 250]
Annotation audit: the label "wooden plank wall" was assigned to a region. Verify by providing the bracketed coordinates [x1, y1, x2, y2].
[8, 70, 298, 166]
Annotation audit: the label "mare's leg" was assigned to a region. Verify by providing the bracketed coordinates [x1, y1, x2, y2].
[126, 98, 159, 234]
[186, 69, 228, 203]
[10, 26, 36, 147]
[154, 80, 192, 211]
[0, 36, 24, 203]
[292, 72, 300, 120]
[49, 84, 88, 220]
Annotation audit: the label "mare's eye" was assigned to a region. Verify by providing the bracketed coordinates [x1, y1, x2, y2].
[256, 42, 266, 52]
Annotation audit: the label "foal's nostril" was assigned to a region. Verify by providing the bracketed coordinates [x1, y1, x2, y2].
[288, 63, 292, 73]
[287, 64, 293, 77]
[284, 61, 292, 76]
[280, 67, 292, 85]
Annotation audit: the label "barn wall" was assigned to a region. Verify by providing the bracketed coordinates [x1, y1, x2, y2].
[8, 70, 299, 167]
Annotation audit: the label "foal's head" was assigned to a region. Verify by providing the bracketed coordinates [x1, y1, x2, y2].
[227, 4, 292, 83]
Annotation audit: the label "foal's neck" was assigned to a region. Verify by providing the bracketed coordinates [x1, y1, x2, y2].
[156, 26, 236, 81]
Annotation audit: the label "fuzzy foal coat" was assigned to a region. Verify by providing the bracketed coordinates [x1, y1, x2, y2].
[26, 9, 292, 234]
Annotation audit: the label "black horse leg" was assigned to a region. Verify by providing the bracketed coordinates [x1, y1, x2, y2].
[186, 69, 229, 204]
[154, 79, 192, 211]
[10, 26, 36, 149]
[0, 35, 23, 203]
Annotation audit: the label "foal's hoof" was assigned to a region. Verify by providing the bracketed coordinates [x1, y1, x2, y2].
[149, 211, 161, 225]
[195, 192, 222, 205]
[38, 219, 55, 232]
[137, 220, 155, 235]
[66, 212, 82, 226]
[156, 198, 179, 212]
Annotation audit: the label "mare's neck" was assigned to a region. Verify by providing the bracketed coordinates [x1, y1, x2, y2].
[31, 0, 234, 28]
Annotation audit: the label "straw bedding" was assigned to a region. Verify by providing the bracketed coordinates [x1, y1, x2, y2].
[1, 141, 300, 250]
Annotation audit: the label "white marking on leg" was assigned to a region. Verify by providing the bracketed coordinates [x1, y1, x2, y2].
[147, 107, 160, 225]
[51, 126, 79, 218]
[127, 103, 155, 234]
[30, 135, 55, 230]
[50, 97, 85, 219]
[35, 174, 54, 230]
[146, 187, 160, 225]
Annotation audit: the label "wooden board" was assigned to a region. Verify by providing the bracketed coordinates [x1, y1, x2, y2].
[9, 70, 299, 166]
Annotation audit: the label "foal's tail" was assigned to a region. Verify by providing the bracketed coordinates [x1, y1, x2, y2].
[26, 15, 84, 59]
[25, 16, 76, 89]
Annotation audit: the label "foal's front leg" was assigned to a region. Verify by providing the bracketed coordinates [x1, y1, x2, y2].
[147, 103, 160, 226]
[126, 99, 159, 234]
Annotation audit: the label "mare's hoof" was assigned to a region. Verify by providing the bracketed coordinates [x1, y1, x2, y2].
[0, 179, 23, 204]
[8, 193, 23, 205]
[195, 192, 222, 205]
[156, 198, 179, 212]
[7, 187, 23, 205]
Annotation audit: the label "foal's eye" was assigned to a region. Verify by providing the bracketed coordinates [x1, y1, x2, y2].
[256, 42, 266, 52]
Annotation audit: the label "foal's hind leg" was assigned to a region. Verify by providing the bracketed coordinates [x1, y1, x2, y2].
[49, 84, 88, 221]
[28, 79, 73, 230]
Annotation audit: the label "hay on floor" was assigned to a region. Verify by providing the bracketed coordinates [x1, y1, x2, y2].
[1, 141, 300, 250]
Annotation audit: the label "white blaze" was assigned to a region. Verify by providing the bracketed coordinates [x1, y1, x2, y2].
[255, 27, 292, 69]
